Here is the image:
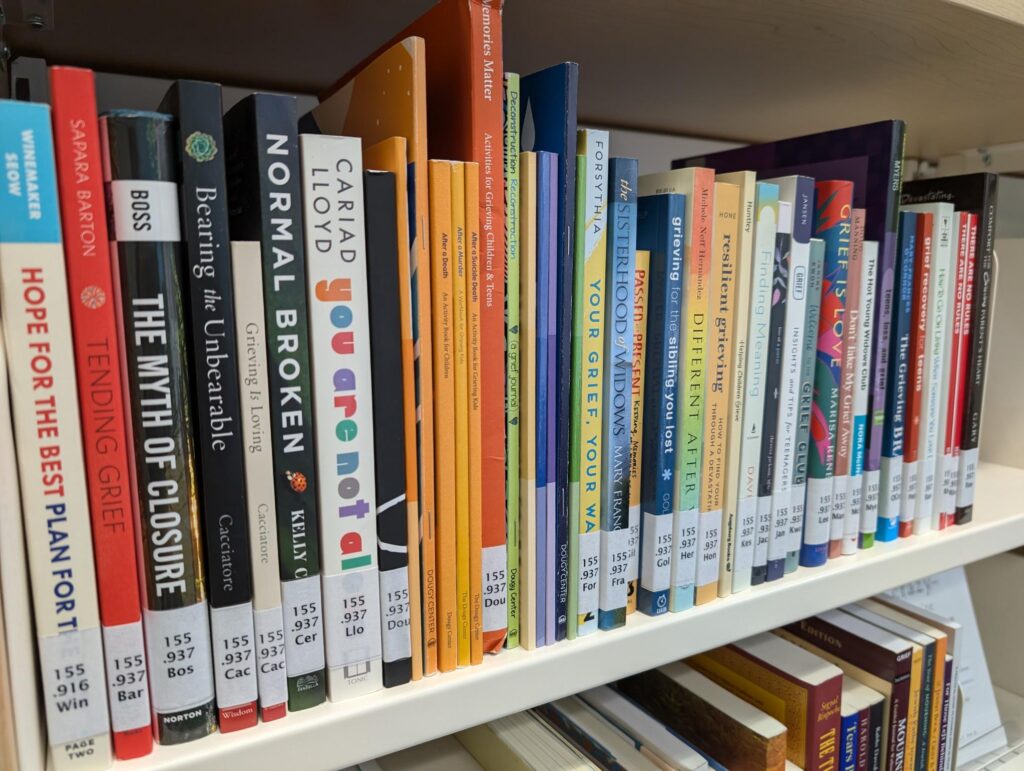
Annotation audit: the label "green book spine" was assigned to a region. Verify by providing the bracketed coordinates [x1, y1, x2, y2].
[567, 154, 586, 640]
[503, 72, 521, 648]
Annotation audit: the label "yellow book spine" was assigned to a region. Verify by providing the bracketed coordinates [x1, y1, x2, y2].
[451, 162, 471, 667]
[429, 160, 457, 673]
[627, 250, 651, 614]
[928, 639, 947, 769]
[905, 647, 922, 771]
[696, 182, 740, 605]
[466, 162, 484, 665]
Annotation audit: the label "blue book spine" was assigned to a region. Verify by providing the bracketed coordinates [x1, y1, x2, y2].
[635, 193, 685, 616]
[544, 152, 560, 646]
[598, 158, 638, 631]
[842, 708, 859, 771]
[877, 212, 917, 542]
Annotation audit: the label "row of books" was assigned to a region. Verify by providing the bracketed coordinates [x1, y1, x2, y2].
[365, 593, 964, 771]
[0, 1, 1000, 769]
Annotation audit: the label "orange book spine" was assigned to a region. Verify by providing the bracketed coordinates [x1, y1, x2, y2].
[466, 162, 484, 664]
[429, 161, 458, 672]
[452, 163, 471, 667]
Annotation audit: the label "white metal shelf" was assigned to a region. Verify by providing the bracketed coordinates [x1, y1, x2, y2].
[116, 461, 1024, 771]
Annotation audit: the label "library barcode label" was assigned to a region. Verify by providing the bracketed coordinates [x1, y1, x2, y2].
[102, 620, 150, 732]
[482, 545, 508, 633]
[379, 567, 412, 663]
[282, 575, 325, 675]
[40, 627, 110, 744]
[210, 602, 258, 709]
[143, 602, 214, 712]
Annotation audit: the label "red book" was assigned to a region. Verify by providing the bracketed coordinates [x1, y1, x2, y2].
[49, 66, 152, 760]
[944, 213, 977, 529]
[899, 212, 932, 539]
[327, 0, 508, 652]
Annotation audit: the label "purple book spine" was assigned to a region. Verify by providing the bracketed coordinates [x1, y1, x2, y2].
[545, 156, 559, 647]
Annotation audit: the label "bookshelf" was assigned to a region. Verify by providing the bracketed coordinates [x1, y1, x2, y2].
[102, 463, 1024, 771]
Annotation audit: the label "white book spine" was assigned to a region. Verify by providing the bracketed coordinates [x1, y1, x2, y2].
[854, 242, 879, 542]
[300, 135, 383, 700]
[232, 241, 289, 715]
[0, 103, 111, 769]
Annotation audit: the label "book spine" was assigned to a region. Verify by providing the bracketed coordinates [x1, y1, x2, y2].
[767, 182, 811, 580]
[807, 676, 843, 771]
[467, 0, 508, 655]
[1, 100, 113, 768]
[734, 187, 778, 591]
[956, 182, 997, 524]
[697, 183, 739, 599]
[939, 215, 971, 530]
[627, 250, 651, 615]
[838, 210, 865, 556]
[672, 171, 713, 612]
[598, 158, 637, 629]
[535, 152, 553, 647]
[171, 81, 258, 732]
[900, 214, 932, 536]
[544, 154, 560, 643]
[231, 242, 287, 721]
[637, 195, 685, 616]
[503, 73, 521, 649]
[718, 175, 755, 596]
[568, 156, 586, 640]
[950, 215, 977, 528]
[789, 238, 825, 572]
[878, 213, 917, 541]
[856, 705, 871, 771]
[573, 131, 609, 636]
[429, 161, 458, 669]
[868, 698, 885, 771]
[50, 67, 152, 759]
[916, 209, 954, 534]
[936, 657, 953, 771]
[466, 162, 486, 663]
[754, 203, 788, 583]
[917, 646, 937, 770]
[363, 170, 413, 686]
[842, 708, 859, 771]
[451, 162, 471, 666]
[854, 242, 880, 547]
[517, 152, 537, 649]
[102, 111, 217, 744]
[807, 181, 852, 562]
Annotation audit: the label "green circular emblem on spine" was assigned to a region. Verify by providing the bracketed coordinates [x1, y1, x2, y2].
[185, 131, 217, 163]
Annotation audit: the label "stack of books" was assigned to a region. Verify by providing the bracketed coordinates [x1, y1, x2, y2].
[0, 0, 999, 767]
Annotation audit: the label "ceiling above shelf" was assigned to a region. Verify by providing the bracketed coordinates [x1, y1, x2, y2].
[6, 0, 1024, 158]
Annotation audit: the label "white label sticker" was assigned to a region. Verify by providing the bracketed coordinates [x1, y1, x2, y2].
[210, 602, 258, 710]
[753, 495, 772, 567]
[576, 530, 601, 615]
[143, 602, 215, 714]
[40, 628, 110, 745]
[901, 460, 919, 525]
[861, 469, 880, 536]
[918, 467, 936, 514]
[672, 508, 699, 589]
[482, 545, 508, 633]
[281, 575, 326, 676]
[253, 606, 287, 710]
[942, 453, 959, 516]
[768, 498, 789, 563]
[879, 457, 902, 521]
[640, 512, 673, 592]
[956, 447, 978, 509]
[322, 568, 381, 669]
[599, 528, 631, 610]
[696, 509, 722, 587]
[850, 476, 864, 531]
[626, 505, 640, 581]
[379, 568, 412, 664]
[734, 497, 757, 577]
[110, 179, 181, 242]
[788, 483, 807, 554]
[102, 620, 150, 733]
[830, 474, 849, 541]
[804, 477, 833, 548]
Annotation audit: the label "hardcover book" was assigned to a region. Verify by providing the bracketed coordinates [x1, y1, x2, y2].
[733, 183, 779, 591]
[521, 62, 579, 640]
[598, 157, 638, 630]
[365, 169, 413, 687]
[638, 168, 714, 612]
[1, 99, 112, 767]
[620, 662, 789, 771]
[160, 78, 258, 732]
[224, 93, 326, 709]
[103, 109, 216, 743]
[50, 67, 152, 758]
[635, 193, 686, 616]
[231, 241, 288, 721]
[901, 174, 998, 525]
[690, 634, 843, 771]
[311, 36, 436, 674]
[627, 250, 652, 615]
[570, 130, 609, 637]
[854, 240, 881, 549]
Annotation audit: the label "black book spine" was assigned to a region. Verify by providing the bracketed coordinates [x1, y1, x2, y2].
[365, 170, 412, 687]
[102, 110, 217, 744]
[224, 93, 326, 710]
[159, 80, 258, 730]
